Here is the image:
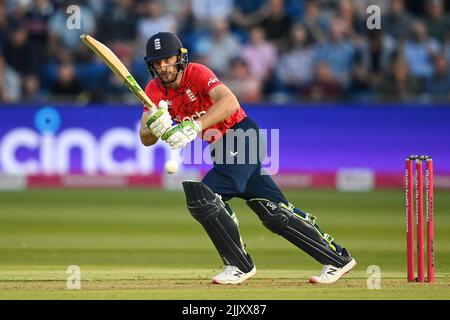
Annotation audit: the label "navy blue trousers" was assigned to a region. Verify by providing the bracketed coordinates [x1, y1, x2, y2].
[201, 117, 343, 254]
[202, 117, 288, 205]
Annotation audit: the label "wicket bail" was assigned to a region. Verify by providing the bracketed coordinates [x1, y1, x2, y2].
[405, 155, 435, 283]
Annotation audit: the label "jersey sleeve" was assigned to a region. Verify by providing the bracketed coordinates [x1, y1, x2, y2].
[193, 64, 223, 94]
[143, 81, 162, 112]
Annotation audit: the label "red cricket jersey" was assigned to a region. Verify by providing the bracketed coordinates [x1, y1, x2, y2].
[144, 63, 247, 143]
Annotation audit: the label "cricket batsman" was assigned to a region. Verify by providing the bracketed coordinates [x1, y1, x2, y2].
[139, 32, 356, 284]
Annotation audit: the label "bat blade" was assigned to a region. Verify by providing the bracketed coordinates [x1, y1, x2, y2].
[80, 34, 156, 111]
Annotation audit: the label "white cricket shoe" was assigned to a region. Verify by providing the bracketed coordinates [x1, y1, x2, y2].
[212, 265, 257, 285]
[309, 257, 357, 284]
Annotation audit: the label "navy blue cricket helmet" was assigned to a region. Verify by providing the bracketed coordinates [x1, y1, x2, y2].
[144, 32, 188, 80]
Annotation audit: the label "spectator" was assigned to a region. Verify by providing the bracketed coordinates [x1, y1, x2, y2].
[4, 0, 31, 18]
[276, 23, 316, 94]
[24, 0, 53, 75]
[164, 0, 191, 17]
[194, 19, 241, 76]
[50, 62, 83, 99]
[2, 24, 34, 74]
[191, 0, 234, 26]
[336, 0, 366, 45]
[22, 74, 45, 102]
[377, 56, 420, 102]
[302, 0, 330, 44]
[0, 0, 449, 105]
[445, 34, 450, 63]
[423, 54, 450, 102]
[403, 20, 440, 80]
[177, 3, 204, 54]
[98, 0, 138, 43]
[424, 0, 450, 43]
[301, 62, 343, 102]
[85, 0, 108, 16]
[48, 0, 96, 50]
[0, 56, 21, 103]
[230, 0, 266, 33]
[383, 0, 414, 42]
[0, 3, 9, 52]
[347, 56, 373, 102]
[42, 47, 73, 90]
[314, 17, 356, 85]
[241, 26, 277, 82]
[362, 30, 397, 85]
[284, 0, 304, 22]
[223, 57, 262, 103]
[137, 0, 176, 49]
[257, 0, 293, 52]
[162, 0, 192, 42]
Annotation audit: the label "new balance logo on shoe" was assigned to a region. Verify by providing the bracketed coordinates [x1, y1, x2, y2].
[309, 258, 357, 284]
[212, 266, 257, 285]
[327, 268, 337, 275]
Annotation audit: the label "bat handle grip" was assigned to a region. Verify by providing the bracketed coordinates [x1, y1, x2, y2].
[145, 104, 156, 113]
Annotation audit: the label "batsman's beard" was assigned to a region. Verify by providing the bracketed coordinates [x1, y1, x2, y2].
[160, 72, 174, 82]
[158, 65, 181, 84]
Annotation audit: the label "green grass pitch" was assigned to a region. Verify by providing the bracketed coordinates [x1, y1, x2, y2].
[0, 189, 449, 299]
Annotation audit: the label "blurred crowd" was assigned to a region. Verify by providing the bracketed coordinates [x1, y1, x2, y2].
[0, 0, 450, 105]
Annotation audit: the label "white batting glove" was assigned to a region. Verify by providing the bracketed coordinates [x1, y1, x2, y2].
[161, 120, 202, 150]
[145, 101, 172, 138]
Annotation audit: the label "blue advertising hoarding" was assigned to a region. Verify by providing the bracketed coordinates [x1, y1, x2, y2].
[0, 104, 449, 177]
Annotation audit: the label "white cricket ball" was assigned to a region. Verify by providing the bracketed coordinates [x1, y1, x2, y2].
[164, 160, 178, 174]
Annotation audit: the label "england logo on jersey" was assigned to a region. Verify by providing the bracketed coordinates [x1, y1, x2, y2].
[185, 89, 197, 102]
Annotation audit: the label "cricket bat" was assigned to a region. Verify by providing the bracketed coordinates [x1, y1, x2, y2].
[80, 34, 156, 112]
[81, 34, 179, 171]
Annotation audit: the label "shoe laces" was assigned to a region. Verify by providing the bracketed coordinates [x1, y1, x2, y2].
[222, 265, 239, 276]
[321, 265, 330, 274]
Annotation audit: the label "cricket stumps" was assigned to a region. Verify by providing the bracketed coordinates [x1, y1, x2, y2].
[405, 155, 435, 283]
